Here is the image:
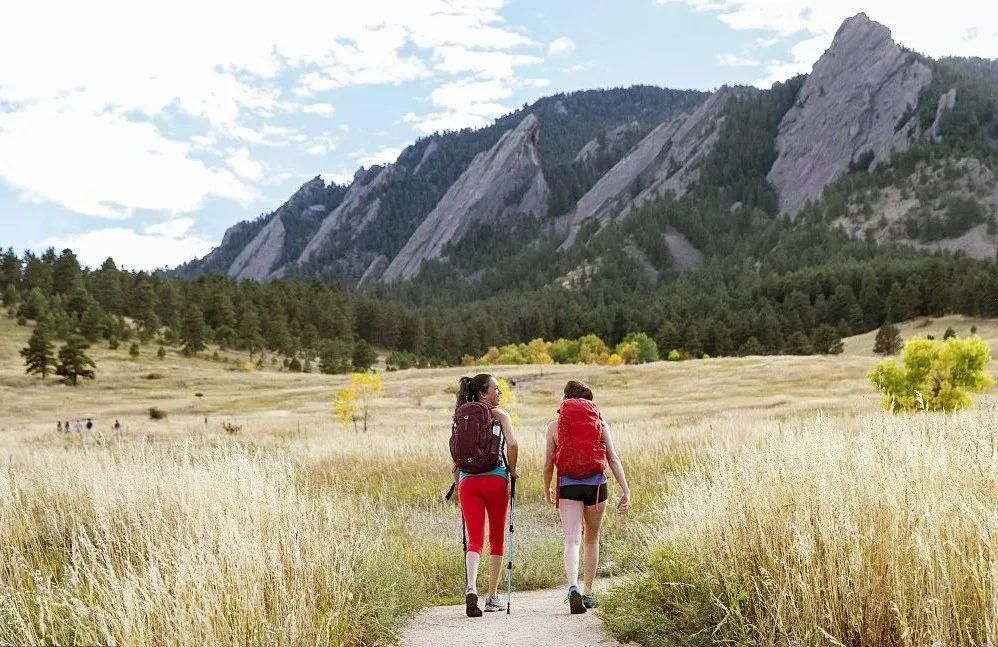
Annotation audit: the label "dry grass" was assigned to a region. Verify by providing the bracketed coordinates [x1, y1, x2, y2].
[606, 408, 998, 646]
[0, 314, 996, 644]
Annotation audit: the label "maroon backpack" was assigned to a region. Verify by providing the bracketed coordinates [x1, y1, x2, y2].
[450, 401, 502, 474]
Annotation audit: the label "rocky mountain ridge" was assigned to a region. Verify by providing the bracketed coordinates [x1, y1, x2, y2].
[179, 13, 997, 286]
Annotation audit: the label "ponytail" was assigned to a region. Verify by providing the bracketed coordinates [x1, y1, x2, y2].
[564, 379, 594, 401]
[456, 373, 493, 409]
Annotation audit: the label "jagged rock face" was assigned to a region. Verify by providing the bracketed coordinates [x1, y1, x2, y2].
[928, 88, 958, 141]
[768, 13, 933, 216]
[222, 176, 326, 281]
[356, 254, 389, 287]
[227, 215, 286, 281]
[297, 166, 392, 265]
[663, 227, 704, 271]
[413, 141, 438, 175]
[574, 120, 639, 163]
[380, 114, 548, 283]
[560, 90, 730, 249]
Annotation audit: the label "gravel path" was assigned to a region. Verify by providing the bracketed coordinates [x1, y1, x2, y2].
[399, 581, 626, 647]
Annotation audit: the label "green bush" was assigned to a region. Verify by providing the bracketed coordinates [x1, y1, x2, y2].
[148, 407, 167, 420]
[869, 336, 994, 411]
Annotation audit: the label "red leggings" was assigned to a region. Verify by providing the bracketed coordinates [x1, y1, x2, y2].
[459, 475, 509, 556]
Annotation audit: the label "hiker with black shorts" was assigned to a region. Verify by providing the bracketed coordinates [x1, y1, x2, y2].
[542, 380, 630, 614]
[450, 373, 519, 617]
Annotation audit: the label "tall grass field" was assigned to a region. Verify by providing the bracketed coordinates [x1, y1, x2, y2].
[1, 315, 996, 645]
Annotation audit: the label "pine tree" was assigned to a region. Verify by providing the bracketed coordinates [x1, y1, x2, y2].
[181, 304, 207, 356]
[0, 247, 21, 288]
[783, 330, 814, 355]
[352, 339, 378, 371]
[20, 325, 57, 378]
[873, 323, 903, 355]
[52, 249, 82, 295]
[319, 339, 354, 374]
[238, 306, 264, 357]
[2, 284, 18, 308]
[811, 324, 844, 355]
[737, 336, 763, 356]
[56, 335, 96, 385]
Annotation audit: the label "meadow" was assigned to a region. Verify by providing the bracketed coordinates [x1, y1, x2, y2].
[0, 314, 996, 645]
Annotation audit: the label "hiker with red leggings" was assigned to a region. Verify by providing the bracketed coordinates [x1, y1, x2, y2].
[450, 373, 519, 617]
[542, 380, 631, 614]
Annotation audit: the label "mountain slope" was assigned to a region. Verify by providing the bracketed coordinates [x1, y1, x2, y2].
[183, 13, 998, 294]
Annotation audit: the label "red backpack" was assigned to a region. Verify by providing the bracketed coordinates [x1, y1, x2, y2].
[555, 398, 607, 478]
[450, 401, 502, 474]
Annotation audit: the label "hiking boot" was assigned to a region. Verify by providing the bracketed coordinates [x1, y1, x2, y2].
[567, 585, 586, 614]
[465, 592, 483, 617]
[582, 593, 598, 609]
[483, 595, 506, 612]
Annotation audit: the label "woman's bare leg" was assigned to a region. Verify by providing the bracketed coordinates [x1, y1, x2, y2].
[581, 500, 607, 594]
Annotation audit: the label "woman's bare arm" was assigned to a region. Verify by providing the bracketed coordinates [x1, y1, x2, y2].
[495, 409, 518, 476]
[602, 423, 630, 512]
[542, 420, 558, 504]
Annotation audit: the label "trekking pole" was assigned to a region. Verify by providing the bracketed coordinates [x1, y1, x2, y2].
[506, 475, 517, 615]
[445, 478, 468, 593]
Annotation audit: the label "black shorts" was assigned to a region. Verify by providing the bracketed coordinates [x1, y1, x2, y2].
[559, 483, 608, 507]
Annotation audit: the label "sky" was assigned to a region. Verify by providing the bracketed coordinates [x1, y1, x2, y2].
[0, 0, 995, 271]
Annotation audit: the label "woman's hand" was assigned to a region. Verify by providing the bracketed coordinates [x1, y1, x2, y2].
[508, 466, 520, 479]
[617, 489, 631, 513]
[544, 485, 557, 505]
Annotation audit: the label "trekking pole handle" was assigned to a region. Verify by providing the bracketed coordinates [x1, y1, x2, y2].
[444, 481, 456, 501]
[510, 475, 517, 499]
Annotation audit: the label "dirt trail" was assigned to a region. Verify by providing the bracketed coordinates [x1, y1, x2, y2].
[399, 581, 626, 647]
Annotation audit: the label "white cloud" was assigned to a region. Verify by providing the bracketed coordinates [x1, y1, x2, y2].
[143, 217, 197, 238]
[433, 46, 542, 78]
[321, 170, 358, 186]
[565, 63, 588, 73]
[0, 102, 257, 219]
[225, 148, 266, 182]
[351, 146, 404, 167]
[36, 220, 217, 271]
[304, 133, 338, 157]
[659, 1, 998, 86]
[0, 0, 537, 221]
[717, 53, 763, 67]
[548, 37, 576, 56]
[302, 103, 336, 116]
[413, 79, 514, 134]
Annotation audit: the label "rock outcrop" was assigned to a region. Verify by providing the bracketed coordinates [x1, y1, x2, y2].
[228, 215, 286, 281]
[297, 166, 391, 265]
[560, 90, 731, 249]
[380, 114, 548, 283]
[574, 121, 640, 163]
[928, 88, 958, 141]
[223, 176, 327, 281]
[767, 13, 933, 216]
[356, 254, 389, 288]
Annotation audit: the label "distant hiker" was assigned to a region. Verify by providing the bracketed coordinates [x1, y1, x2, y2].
[113, 419, 121, 432]
[56, 421, 62, 433]
[85, 418, 93, 431]
[64, 421, 69, 433]
[542, 380, 630, 614]
[74, 419, 82, 434]
[450, 373, 519, 617]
